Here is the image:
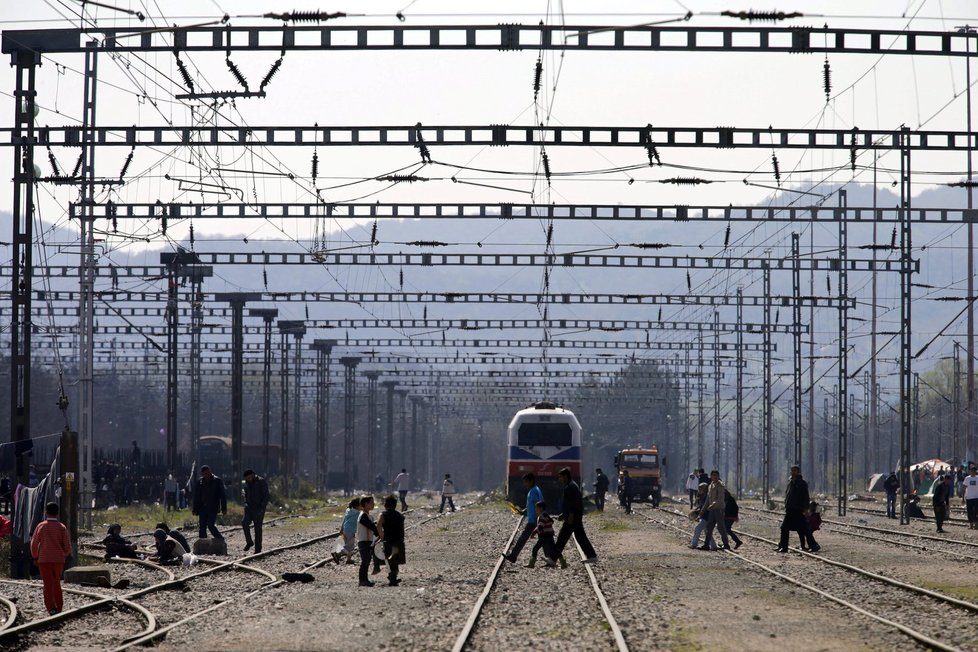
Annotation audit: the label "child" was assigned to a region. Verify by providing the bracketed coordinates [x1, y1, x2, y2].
[377, 495, 405, 586]
[31, 502, 71, 615]
[801, 501, 822, 552]
[333, 497, 361, 565]
[356, 495, 380, 587]
[528, 501, 565, 568]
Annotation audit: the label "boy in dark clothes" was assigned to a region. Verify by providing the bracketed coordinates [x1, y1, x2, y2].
[377, 495, 406, 586]
[102, 523, 139, 559]
[155, 522, 191, 554]
[356, 496, 380, 587]
[529, 501, 560, 567]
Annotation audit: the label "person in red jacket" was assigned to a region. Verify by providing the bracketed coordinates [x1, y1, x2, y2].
[30, 502, 71, 615]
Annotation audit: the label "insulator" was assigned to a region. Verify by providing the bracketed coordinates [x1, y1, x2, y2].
[630, 242, 669, 249]
[643, 124, 662, 166]
[544, 268, 550, 291]
[724, 224, 731, 248]
[533, 57, 543, 99]
[263, 268, 268, 290]
[161, 215, 167, 235]
[541, 150, 552, 185]
[771, 153, 781, 187]
[947, 180, 978, 188]
[174, 55, 195, 93]
[260, 58, 283, 92]
[720, 10, 803, 22]
[823, 57, 831, 102]
[399, 269, 404, 289]
[686, 271, 692, 292]
[775, 309, 780, 324]
[423, 306, 428, 320]
[118, 146, 134, 181]
[826, 274, 831, 294]
[417, 141, 431, 164]
[379, 174, 427, 183]
[226, 57, 249, 91]
[546, 223, 554, 247]
[370, 219, 378, 245]
[46, 147, 61, 177]
[890, 227, 897, 248]
[311, 152, 319, 182]
[264, 10, 347, 22]
[112, 216, 118, 233]
[305, 305, 309, 320]
[850, 127, 858, 172]
[406, 240, 448, 247]
[658, 308, 663, 322]
[659, 177, 711, 185]
[71, 152, 84, 178]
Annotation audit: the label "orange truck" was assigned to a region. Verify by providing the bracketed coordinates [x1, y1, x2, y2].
[614, 446, 662, 507]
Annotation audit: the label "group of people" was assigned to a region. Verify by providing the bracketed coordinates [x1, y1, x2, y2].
[334, 494, 406, 587]
[503, 468, 598, 568]
[932, 464, 978, 532]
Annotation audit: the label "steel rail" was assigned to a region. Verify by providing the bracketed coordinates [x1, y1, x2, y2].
[114, 502, 469, 650]
[0, 579, 157, 644]
[450, 518, 522, 652]
[742, 504, 978, 550]
[740, 505, 978, 561]
[657, 506, 978, 613]
[574, 539, 629, 652]
[638, 509, 962, 652]
[0, 594, 18, 632]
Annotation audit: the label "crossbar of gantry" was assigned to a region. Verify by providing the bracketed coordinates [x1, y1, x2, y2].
[73, 201, 978, 225]
[0, 254, 917, 275]
[24, 338, 774, 353]
[30, 320, 806, 335]
[4, 24, 974, 57]
[13, 290, 858, 309]
[8, 123, 977, 150]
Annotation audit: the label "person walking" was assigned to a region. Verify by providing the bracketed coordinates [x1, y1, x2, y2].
[242, 469, 269, 553]
[689, 483, 716, 550]
[700, 470, 730, 550]
[963, 466, 978, 529]
[593, 468, 610, 512]
[377, 495, 406, 586]
[163, 473, 178, 512]
[529, 501, 560, 566]
[619, 470, 634, 514]
[686, 470, 699, 507]
[334, 497, 361, 564]
[776, 465, 818, 552]
[933, 474, 950, 533]
[504, 472, 544, 565]
[723, 488, 743, 550]
[393, 469, 410, 511]
[553, 467, 597, 563]
[192, 465, 227, 541]
[30, 502, 71, 615]
[439, 474, 456, 513]
[883, 471, 899, 519]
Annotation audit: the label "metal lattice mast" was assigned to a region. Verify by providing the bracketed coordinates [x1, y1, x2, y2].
[762, 260, 773, 505]
[735, 287, 744, 497]
[713, 311, 721, 472]
[341, 357, 361, 494]
[899, 127, 914, 525]
[838, 190, 849, 516]
[792, 233, 803, 468]
[249, 309, 278, 475]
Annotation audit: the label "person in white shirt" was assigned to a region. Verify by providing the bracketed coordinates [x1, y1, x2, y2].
[963, 466, 978, 530]
[393, 469, 410, 511]
[439, 474, 456, 513]
[686, 470, 700, 507]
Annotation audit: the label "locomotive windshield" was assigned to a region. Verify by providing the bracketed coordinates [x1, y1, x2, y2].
[621, 454, 657, 469]
[517, 422, 573, 447]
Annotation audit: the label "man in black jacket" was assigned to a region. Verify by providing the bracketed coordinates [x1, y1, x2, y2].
[776, 465, 819, 552]
[192, 465, 227, 540]
[883, 472, 900, 519]
[932, 474, 951, 533]
[593, 468, 610, 512]
[553, 467, 597, 563]
[242, 469, 270, 553]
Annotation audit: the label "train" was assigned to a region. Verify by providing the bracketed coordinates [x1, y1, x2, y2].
[505, 401, 582, 509]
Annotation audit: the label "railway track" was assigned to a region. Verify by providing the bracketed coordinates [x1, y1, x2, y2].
[0, 503, 460, 649]
[451, 510, 628, 652]
[741, 504, 978, 561]
[639, 505, 978, 652]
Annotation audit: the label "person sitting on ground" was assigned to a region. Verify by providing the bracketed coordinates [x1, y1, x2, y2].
[333, 497, 361, 565]
[377, 495, 406, 587]
[102, 523, 139, 560]
[155, 522, 191, 555]
[151, 528, 188, 565]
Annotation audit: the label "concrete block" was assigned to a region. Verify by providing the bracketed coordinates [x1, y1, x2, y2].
[192, 538, 227, 555]
[63, 565, 111, 585]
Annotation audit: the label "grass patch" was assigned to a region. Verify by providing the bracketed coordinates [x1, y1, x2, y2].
[666, 620, 705, 652]
[599, 520, 633, 532]
[915, 579, 978, 601]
